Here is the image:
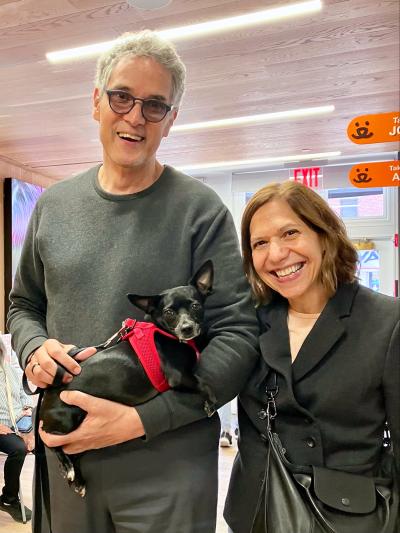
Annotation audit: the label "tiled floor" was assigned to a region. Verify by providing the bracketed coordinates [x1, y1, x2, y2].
[1, 445, 237, 532]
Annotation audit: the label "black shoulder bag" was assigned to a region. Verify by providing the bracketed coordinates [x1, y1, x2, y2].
[252, 373, 399, 533]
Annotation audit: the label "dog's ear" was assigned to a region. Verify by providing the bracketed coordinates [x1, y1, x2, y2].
[190, 260, 213, 297]
[127, 294, 161, 314]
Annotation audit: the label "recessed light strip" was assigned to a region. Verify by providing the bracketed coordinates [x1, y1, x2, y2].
[8, 94, 90, 108]
[161, 0, 322, 40]
[177, 152, 341, 172]
[172, 105, 334, 132]
[46, 0, 322, 63]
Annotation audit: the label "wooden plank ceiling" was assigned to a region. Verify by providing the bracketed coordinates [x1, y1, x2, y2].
[0, 0, 399, 185]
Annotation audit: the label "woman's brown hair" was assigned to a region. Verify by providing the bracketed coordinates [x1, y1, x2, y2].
[241, 181, 359, 305]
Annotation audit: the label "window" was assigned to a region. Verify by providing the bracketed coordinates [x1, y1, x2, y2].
[326, 187, 384, 219]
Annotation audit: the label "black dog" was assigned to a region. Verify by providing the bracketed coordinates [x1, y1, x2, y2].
[38, 260, 216, 496]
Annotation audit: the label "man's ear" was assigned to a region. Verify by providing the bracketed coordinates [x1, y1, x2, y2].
[127, 294, 161, 314]
[92, 87, 101, 122]
[162, 108, 178, 139]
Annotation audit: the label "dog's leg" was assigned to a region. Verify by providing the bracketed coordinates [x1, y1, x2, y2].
[70, 456, 86, 498]
[195, 376, 217, 417]
[54, 447, 75, 483]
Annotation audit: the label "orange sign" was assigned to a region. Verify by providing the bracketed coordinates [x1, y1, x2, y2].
[349, 161, 400, 188]
[347, 112, 400, 144]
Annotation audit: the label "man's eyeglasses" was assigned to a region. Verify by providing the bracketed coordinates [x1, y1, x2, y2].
[106, 90, 173, 123]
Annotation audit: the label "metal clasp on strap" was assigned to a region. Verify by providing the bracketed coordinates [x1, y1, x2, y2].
[95, 319, 137, 350]
[265, 372, 279, 430]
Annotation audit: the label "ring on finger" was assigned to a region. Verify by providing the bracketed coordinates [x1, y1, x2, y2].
[31, 362, 40, 374]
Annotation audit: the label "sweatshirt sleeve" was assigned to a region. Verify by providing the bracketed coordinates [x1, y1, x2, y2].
[135, 206, 260, 440]
[7, 205, 49, 368]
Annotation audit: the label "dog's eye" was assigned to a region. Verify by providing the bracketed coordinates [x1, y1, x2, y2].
[163, 308, 175, 318]
[190, 302, 201, 311]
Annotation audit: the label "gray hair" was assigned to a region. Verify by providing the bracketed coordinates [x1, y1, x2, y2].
[95, 30, 186, 106]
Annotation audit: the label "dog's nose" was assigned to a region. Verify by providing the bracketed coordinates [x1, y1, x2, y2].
[180, 325, 194, 335]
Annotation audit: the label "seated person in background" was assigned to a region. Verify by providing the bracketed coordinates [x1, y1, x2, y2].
[0, 336, 34, 523]
[225, 181, 399, 533]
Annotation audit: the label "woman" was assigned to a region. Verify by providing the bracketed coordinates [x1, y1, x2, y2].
[0, 336, 33, 523]
[224, 181, 399, 533]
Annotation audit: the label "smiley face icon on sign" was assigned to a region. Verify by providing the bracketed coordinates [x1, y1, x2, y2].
[353, 167, 372, 183]
[351, 121, 374, 140]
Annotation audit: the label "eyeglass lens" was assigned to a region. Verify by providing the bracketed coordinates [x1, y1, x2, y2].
[107, 91, 170, 122]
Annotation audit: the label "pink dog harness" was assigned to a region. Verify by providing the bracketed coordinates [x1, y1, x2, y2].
[120, 318, 200, 392]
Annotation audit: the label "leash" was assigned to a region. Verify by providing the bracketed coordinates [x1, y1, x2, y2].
[24, 347, 84, 533]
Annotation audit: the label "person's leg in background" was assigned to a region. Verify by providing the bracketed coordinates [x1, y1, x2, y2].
[0, 432, 32, 522]
[218, 402, 233, 447]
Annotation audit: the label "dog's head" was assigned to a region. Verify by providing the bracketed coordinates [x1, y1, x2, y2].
[127, 260, 213, 342]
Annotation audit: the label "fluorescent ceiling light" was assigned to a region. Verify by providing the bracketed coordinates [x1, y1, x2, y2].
[46, 0, 322, 62]
[177, 152, 341, 172]
[172, 105, 334, 132]
[7, 94, 89, 108]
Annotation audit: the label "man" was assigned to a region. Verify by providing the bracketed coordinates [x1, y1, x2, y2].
[8, 30, 258, 533]
[0, 336, 33, 523]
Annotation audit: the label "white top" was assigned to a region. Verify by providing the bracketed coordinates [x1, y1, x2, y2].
[0, 355, 34, 428]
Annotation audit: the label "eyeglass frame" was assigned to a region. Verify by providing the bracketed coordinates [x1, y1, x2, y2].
[105, 89, 174, 123]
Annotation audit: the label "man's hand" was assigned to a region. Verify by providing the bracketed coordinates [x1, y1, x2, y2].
[38, 391, 145, 453]
[20, 431, 35, 452]
[0, 424, 13, 435]
[25, 339, 96, 389]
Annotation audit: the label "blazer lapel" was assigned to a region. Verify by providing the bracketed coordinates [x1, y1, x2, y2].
[292, 282, 359, 383]
[258, 298, 292, 385]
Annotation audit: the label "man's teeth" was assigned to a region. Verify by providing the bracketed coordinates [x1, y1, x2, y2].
[117, 132, 143, 141]
[275, 263, 303, 278]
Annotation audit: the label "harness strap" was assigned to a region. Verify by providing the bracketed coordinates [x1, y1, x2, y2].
[121, 318, 199, 392]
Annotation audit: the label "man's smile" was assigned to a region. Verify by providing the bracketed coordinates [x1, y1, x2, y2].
[117, 132, 145, 142]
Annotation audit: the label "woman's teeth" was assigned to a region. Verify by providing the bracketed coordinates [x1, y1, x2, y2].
[275, 263, 303, 278]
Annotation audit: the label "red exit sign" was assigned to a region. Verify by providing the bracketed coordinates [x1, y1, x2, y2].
[291, 167, 322, 188]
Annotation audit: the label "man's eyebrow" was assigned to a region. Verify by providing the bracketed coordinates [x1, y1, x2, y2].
[109, 86, 168, 101]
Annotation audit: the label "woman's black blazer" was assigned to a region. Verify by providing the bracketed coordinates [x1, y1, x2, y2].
[224, 282, 399, 533]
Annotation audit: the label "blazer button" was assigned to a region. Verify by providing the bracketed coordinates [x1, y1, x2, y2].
[258, 409, 267, 420]
[306, 437, 316, 448]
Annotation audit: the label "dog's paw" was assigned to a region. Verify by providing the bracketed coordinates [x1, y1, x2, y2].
[59, 463, 75, 482]
[66, 466, 75, 482]
[73, 484, 86, 498]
